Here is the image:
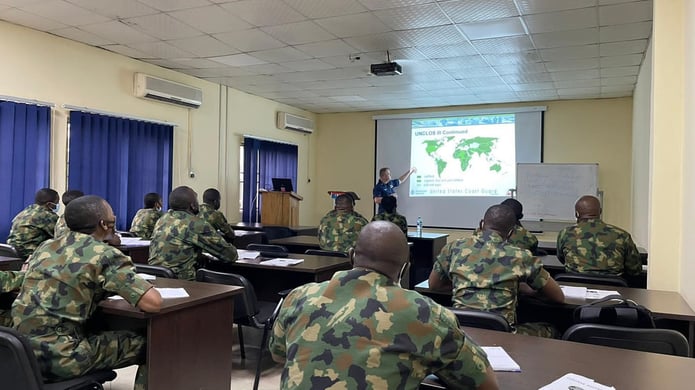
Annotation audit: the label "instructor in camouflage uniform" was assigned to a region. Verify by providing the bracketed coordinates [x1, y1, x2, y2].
[198, 188, 235, 242]
[557, 195, 642, 276]
[271, 221, 498, 390]
[54, 189, 84, 239]
[12, 195, 162, 389]
[318, 194, 368, 252]
[429, 205, 564, 338]
[149, 186, 238, 280]
[371, 196, 408, 235]
[7, 188, 60, 259]
[129, 192, 163, 239]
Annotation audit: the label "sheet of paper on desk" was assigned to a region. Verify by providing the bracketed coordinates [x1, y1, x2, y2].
[237, 249, 260, 259]
[561, 286, 587, 299]
[260, 258, 304, 266]
[481, 346, 520, 372]
[539, 373, 615, 390]
[586, 289, 620, 300]
[155, 288, 189, 299]
[136, 273, 156, 280]
[120, 237, 150, 246]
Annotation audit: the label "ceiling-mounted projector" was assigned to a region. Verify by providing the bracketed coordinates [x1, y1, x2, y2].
[370, 62, 402, 76]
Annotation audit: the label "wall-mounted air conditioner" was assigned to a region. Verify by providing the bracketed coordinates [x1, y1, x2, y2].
[134, 73, 202, 109]
[277, 111, 314, 134]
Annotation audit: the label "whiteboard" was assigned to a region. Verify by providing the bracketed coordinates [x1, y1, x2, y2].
[516, 163, 598, 221]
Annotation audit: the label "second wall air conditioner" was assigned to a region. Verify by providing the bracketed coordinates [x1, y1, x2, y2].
[277, 111, 314, 134]
[134, 73, 202, 109]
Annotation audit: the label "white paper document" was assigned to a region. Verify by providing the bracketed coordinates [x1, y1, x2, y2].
[560, 286, 621, 300]
[155, 288, 189, 299]
[481, 346, 520, 372]
[539, 373, 616, 390]
[260, 258, 304, 267]
[585, 289, 620, 300]
[136, 273, 156, 280]
[120, 237, 150, 246]
[237, 249, 261, 259]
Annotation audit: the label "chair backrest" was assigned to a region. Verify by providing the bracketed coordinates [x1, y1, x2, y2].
[0, 326, 49, 390]
[562, 323, 690, 357]
[448, 308, 512, 332]
[554, 272, 628, 287]
[134, 264, 177, 279]
[0, 243, 19, 258]
[304, 249, 348, 258]
[246, 244, 288, 255]
[116, 231, 136, 238]
[196, 269, 260, 321]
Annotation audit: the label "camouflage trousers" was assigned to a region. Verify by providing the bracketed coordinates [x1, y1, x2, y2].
[32, 329, 148, 389]
[514, 322, 558, 338]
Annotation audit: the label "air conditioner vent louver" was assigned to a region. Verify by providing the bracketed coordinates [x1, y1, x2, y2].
[277, 111, 314, 134]
[134, 73, 202, 109]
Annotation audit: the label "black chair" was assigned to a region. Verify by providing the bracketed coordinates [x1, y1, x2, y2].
[304, 249, 348, 258]
[554, 272, 628, 287]
[0, 326, 117, 390]
[0, 243, 19, 257]
[134, 264, 176, 279]
[195, 269, 284, 390]
[562, 323, 690, 357]
[116, 231, 136, 238]
[448, 308, 512, 332]
[246, 244, 288, 256]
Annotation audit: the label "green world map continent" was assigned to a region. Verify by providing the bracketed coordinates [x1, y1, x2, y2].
[423, 136, 500, 177]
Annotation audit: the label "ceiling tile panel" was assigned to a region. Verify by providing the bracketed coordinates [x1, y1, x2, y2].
[539, 44, 599, 61]
[65, 0, 158, 18]
[129, 41, 195, 59]
[417, 42, 478, 59]
[294, 39, 359, 58]
[167, 35, 238, 57]
[550, 69, 600, 80]
[601, 75, 637, 85]
[434, 55, 488, 70]
[81, 21, 157, 44]
[554, 78, 601, 88]
[447, 67, 499, 79]
[210, 53, 268, 66]
[516, 0, 597, 15]
[343, 32, 410, 52]
[251, 47, 311, 63]
[500, 72, 553, 83]
[317, 54, 382, 69]
[283, 0, 367, 18]
[532, 28, 599, 49]
[282, 59, 335, 71]
[600, 65, 639, 77]
[509, 82, 555, 91]
[125, 13, 201, 40]
[169, 5, 253, 34]
[357, 0, 436, 11]
[0, 7, 67, 30]
[459, 17, 525, 40]
[171, 58, 226, 69]
[599, 1, 652, 25]
[523, 8, 598, 34]
[599, 39, 648, 56]
[214, 28, 286, 52]
[137, 0, 213, 12]
[493, 63, 548, 75]
[599, 21, 651, 42]
[373, 3, 449, 30]
[471, 36, 535, 54]
[315, 12, 391, 38]
[400, 25, 468, 46]
[600, 53, 643, 67]
[22, 0, 110, 26]
[221, 0, 307, 27]
[545, 58, 599, 71]
[439, 0, 519, 23]
[262, 21, 335, 45]
[241, 63, 295, 75]
[482, 53, 541, 65]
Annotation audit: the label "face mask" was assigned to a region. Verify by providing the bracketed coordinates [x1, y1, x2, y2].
[52, 203, 59, 213]
[396, 262, 409, 288]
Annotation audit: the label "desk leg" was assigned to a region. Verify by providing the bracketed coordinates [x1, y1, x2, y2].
[147, 297, 234, 389]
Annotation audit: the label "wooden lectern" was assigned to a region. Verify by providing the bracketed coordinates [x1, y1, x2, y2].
[260, 191, 303, 226]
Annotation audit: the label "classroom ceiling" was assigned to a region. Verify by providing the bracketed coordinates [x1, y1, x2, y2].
[0, 0, 652, 113]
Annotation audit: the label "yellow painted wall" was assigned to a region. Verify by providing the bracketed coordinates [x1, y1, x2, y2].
[0, 21, 316, 224]
[314, 99, 634, 231]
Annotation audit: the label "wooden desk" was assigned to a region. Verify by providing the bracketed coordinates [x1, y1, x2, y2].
[0, 255, 22, 271]
[269, 235, 320, 253]
[115, 240, 150, 264]
[406, 232, 448, 289]
[233, 223, 317, 236]
[99, 279, 242, 390]
[421, 327, 695, 389]
[207, 253, 351, 301]
[231, 230, 266, 249]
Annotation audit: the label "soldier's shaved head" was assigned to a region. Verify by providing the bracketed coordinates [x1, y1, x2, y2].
[575, 195, 601, 220]
[335, 194, 354, 212]
[35, 188, 59, 206]
[203, 188, 221, 207]
[353, 221, 409, 282]
[61, 190, 84, 206]
[169, 186, 198, 212]
[65, 195, 111, 234]
[481, 205, 516, 237]
[500, 198, 523, 222]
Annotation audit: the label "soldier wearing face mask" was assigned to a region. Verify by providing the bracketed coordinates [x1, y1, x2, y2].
[148, 186, 237, 280]
[7, 188, 60, 260]
[129, 192, 164, 239]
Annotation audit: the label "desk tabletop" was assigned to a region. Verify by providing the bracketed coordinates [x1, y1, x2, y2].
[99, 278, 242, 319]
[406, 232, 449, 240]
[271, 235, 319, 245]
[422, 326, 695, 389]
[232, 253, 350, 274]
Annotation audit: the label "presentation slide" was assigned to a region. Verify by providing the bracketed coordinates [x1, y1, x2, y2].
[409, 114, 516, 197]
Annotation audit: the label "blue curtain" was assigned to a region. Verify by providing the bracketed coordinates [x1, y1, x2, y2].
[0, 101, 51, 241]
[68, 111, 173, 231]
[241, 138, 298, 223]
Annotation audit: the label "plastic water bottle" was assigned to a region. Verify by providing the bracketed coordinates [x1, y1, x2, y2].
[416, 216, 423, 236]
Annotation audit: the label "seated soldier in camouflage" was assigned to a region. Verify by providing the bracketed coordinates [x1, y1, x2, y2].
[129, 192, 164, 239]
[318, 194, 369, 252]
[54, 189, 84, 239]
[271, 221, 499, 390]
[371, 195, 408, 235]
[557, 195, 642, 276]
[500, 198, 539, 254]
[149, 186, 238, 280]
[0, 271, 24, 327]
[7, 188, 60, 260]
[429, 205, 564, 338]
[198, 188, 235, 243]
[12, 195, 162, 389]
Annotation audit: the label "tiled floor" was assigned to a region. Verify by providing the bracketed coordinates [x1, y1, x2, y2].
[105, 326, 282, 390]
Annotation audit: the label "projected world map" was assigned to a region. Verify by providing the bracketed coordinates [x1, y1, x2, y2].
[422, 136, 503, 177]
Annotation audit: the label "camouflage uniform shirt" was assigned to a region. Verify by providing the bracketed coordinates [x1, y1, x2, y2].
[12, 231, 152, 380]
[198, 204, 235, 241]
[270, 268, 491, 389]
[557, 219, 642, 276]
[0, 271, 24, 327]
[371, 211, 408, 235]
[508, 225, 539, 254]
[148, 210, 238, 280]
[129, 208, 163, 239]
[433, 230, 551, 326]
[54, 215, 69, 239]
[7, 204, 57, 259]
[318, 210, 369, 252]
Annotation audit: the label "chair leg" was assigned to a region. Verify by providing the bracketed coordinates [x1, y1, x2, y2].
[253, 327, 271, 390]
[237, 324, 246, 360]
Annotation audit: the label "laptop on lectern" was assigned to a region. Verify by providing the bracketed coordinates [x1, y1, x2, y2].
[271, 178, 293, 192]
